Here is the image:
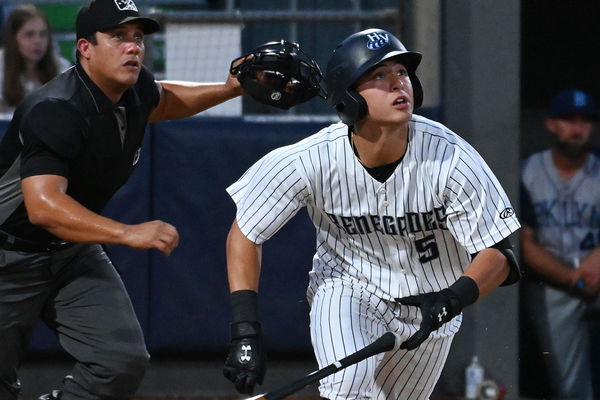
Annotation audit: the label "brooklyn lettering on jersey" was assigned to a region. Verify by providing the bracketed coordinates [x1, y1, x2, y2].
[533, 199, 600, 228]
[326, 205, 448, 236]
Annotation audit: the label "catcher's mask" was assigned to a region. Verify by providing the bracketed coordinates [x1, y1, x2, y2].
[231, 40, 327, 110]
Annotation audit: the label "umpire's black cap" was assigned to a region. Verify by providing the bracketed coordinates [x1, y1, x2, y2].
[76, 0, 160, 40]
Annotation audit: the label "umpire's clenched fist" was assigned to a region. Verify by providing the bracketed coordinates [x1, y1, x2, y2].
[122, 220, 179, 255]
[223, 321, 266, 394]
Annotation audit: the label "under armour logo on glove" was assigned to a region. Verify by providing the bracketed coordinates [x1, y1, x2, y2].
[240, 345, 252, 362]
[223, 319, 266, 394]
[395, 288, 462, 351]
[437, 307, 447, 323]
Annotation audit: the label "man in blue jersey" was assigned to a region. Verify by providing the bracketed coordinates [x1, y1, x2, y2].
[521, 88, 600, 400]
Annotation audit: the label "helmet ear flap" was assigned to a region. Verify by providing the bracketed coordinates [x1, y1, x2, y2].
[410, 73, 423, 109]
[335, 90, 367, 126]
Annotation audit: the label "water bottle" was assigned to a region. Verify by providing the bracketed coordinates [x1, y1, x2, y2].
[465, 355, 484, 399]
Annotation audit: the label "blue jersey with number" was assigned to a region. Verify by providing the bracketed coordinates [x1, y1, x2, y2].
[521, 149, 600, 266]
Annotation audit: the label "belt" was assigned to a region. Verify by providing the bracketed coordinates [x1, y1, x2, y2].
[0, 230, 72, 253]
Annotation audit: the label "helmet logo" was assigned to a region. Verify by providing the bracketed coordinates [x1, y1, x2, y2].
[270, 91, 282, 101]
[366, 32, 389, 50]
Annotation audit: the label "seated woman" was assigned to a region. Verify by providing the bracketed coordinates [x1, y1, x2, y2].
[0, 4, 71, 113]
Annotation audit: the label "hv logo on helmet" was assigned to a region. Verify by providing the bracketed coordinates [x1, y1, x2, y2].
[366, 32, 389, 50]
[114, 0, 138, 11]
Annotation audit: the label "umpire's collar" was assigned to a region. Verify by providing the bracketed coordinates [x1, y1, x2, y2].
[74, 62, 142, 114]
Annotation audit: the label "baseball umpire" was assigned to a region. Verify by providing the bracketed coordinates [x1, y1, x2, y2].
[222, 28, 521, 399]
[0, 0, 245, 399]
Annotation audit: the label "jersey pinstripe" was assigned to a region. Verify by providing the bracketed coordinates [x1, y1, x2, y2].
[227, 114, 520, 302]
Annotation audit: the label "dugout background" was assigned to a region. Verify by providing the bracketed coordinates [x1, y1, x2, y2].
[0, 0, 599, 398]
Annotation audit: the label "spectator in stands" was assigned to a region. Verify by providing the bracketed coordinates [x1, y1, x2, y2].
[0, 4, 71, 113]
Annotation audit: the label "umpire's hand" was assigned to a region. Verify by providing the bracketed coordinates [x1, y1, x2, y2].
[223, 321, 266, 394]
[122, 220, 179, 255]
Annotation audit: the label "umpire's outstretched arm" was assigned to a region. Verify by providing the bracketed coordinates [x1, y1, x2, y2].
[149, 58, 245, 122]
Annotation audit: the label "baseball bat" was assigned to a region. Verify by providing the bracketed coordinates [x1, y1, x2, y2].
[245, 331, 398, 400]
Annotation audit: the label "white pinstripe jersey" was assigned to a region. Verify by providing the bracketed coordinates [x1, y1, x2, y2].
[227, 115, 520, 301]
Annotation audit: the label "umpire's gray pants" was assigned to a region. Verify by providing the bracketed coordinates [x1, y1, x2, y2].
[0, 243, 149, 400]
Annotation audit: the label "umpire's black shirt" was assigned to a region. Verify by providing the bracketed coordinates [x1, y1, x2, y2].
[0, 63, 160, 245]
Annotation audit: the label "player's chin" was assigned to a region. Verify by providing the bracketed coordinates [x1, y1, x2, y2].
[385, 109, 413, 124]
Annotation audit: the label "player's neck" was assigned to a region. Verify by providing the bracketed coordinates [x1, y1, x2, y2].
[551, 147, 587, 179]
[351, 122, 409, 167]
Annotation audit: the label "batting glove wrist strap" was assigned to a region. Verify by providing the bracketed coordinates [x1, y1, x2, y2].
[230, 290, 259, 323]
[447, 276, 479, 310]
[231, 321, 261, 339]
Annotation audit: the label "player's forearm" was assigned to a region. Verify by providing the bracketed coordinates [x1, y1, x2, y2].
[463, 248, 510, 298]
[579, 247, 600, 290]
[521, 232, 577, 287]
[581, 247, 600, 269]
[150, 81, 243, 121]
[226, 220, 262, 292]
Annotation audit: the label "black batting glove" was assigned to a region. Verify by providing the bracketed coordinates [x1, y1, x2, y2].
[223, 321, 266, 394]
[396, 276, 479, 350]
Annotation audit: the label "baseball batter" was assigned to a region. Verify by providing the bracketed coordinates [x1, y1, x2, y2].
[223, 28, 521, 399]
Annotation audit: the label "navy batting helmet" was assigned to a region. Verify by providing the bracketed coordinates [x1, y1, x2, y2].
[325, 28, 423, 126]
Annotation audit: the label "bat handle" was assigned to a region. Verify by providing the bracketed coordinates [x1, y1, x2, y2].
[263, 365, 337, 400]
[264, 332, 397, 400]
[336, 331, 397, 370]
